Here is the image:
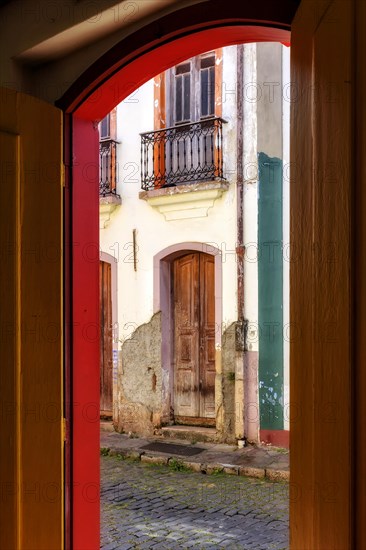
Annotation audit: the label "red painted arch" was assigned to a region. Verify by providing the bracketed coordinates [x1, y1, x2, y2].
[57, 0, 296, 118]
[69, 27, 290, 120]
[62, 2, 296, 548]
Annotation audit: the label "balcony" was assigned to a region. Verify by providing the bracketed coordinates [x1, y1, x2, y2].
[139, 118, 229, 220]
[140, 117, 226, 190]
[100, 138, 120, 196]
[99, 138, 121, 228]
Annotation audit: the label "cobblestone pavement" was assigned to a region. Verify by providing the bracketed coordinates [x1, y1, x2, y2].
[101, 455, 289, 550]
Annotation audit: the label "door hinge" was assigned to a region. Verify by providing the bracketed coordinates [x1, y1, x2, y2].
[61, 163, 66, 187]
[62, 418, 67, 442]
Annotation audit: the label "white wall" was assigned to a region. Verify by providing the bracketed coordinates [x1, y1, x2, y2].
[243, 43, 259, 352]
[100, 44, 290, 434]
[100, 73, 239, 345]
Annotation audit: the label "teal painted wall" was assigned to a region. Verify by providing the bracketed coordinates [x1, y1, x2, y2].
[258, 153, 284, 430]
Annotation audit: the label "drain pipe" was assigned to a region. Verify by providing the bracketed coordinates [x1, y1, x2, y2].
[235, 44, 246, 443]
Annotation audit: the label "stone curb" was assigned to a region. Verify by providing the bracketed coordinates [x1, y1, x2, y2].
[101, 446, 289, 482]
[141, 454, 169, 465]
[265, 468, 290, 481]
[239, 466, 266, 479]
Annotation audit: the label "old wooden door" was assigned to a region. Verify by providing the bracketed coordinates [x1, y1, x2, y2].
[173, 252, 215, 425]
[100, 261, 113, 416]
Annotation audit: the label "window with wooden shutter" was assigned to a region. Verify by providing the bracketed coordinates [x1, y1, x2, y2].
[200, 54, 215, 118]
[174, 62, 191, 124]
[100, 113, 111, 139]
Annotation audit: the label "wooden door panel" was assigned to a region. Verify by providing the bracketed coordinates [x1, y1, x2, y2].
[174, 253, 199, 417]
[100, 261, 113, 414]
[0, 90, 63, 549]
[104, 262, 113, 412]
[200, 334, 216, 415]
[0, 130, 18, 549]
[199, 253, 215, 418]
[291, 1, 353, 548]
[173, 252, 215, 421]
[179, 334, 195, 361]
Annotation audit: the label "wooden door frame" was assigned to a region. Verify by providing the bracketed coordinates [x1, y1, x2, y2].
[153, 243, 222, 426]
[57, 1, 364, 548]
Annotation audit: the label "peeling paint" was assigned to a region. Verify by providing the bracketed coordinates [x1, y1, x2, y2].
[217, 323, 237, 443]
[116, 313, 162, 437]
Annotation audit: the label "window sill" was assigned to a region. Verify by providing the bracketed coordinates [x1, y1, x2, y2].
[139, 180, 229, 221]
[99, 194, 121, 228]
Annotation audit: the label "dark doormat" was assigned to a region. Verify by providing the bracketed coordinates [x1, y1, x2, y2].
[140, 441, 205, 456]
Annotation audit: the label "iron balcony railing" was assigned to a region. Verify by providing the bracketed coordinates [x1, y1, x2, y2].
[99, 138, 119, 196]
[140, 117, 226, 191]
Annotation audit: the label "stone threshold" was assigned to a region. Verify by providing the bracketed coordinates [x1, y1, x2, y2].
[160, 425, 218, 444]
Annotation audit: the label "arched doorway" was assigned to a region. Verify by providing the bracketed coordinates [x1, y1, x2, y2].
[62, 20, 291, 548]
[55, 1, 357, 549]
[153, 243, 223, 432]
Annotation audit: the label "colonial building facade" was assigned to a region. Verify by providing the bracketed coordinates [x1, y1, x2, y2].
[99, 42, 290, 447]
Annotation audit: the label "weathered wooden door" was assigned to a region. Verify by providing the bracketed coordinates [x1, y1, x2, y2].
[100, 260, 113, 416]
[199, 253, 216, 419]
[173, 252, 215, 424]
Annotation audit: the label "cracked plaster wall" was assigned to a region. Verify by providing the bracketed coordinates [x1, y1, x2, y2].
[115, 312, 162, 437]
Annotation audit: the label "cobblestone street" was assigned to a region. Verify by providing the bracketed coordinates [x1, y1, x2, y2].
[101, 455, 289, 550]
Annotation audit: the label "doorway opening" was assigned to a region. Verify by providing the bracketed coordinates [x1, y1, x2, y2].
[59, 9, 292, 547]
[98, 42, 289, 447]
[173, 251, 216, 426]
[95, 39, 289, 548]
[154, 244, 222, 431]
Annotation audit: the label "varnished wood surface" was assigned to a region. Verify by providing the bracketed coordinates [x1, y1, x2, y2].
[290, 1, 353, 548]
[0, 90, 63, 549]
